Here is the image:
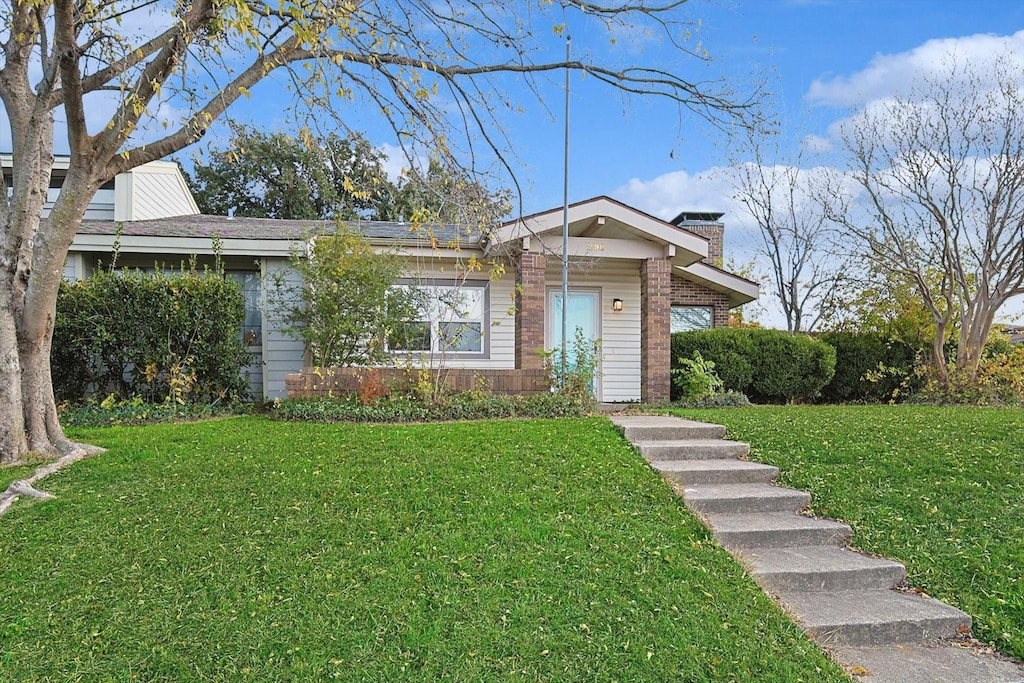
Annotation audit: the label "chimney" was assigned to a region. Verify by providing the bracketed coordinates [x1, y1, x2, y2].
[669, 211, 724, 266]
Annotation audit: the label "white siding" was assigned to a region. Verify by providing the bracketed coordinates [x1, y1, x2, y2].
[261, 258, 307, 399]
[114, 161, 200, 221]
[397, 259, 517, 370]
[545, 260, 642, 402]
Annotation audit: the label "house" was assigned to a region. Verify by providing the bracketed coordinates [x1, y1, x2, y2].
[55, 159, 758, 402]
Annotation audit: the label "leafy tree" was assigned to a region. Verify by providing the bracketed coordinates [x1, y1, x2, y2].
[822, 261, 953, 355]
[0, 0, 762, 463]
[830, 51, 1024, 388]
[185, 128, 512, 226]
[184, 126, 392, 220]
[379, 160, 512, 226]
[267, 226, 421, 367]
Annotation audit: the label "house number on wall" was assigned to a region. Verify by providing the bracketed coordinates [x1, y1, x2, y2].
[587, 243, 606, 251]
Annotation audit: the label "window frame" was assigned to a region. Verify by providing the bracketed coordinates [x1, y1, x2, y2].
[670, 305, 714, 333]
[388, 278, 490, 358]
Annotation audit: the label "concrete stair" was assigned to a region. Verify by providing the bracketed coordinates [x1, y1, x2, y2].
[682, 483, 812, 514]
[637, 439, 750, 461]
[654, 459, 779, 485]
[776, 587, 972, 646]
[708, 511, 853, 549]
[743, 546, 906, 591]
[610, 414, 1024, 682]
[612, 415, 726, 442]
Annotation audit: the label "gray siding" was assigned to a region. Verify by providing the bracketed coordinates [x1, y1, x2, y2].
[261, 258, 307, 399]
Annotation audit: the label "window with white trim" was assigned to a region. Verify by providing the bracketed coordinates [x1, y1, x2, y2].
[670, 305, 713, 333]
[389, 281, 487, 355]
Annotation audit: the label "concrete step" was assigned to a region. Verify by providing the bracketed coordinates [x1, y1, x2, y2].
[683, 483, 812, 514]
[610, 415, 726, 442]
[776, 588, 972, 646]
[708, 512, 853, 550]
[653, 459, 779, 485]
[636, 439, 750, 461]
[739, 546, 907, 591]
[832, 643, 1024, 683]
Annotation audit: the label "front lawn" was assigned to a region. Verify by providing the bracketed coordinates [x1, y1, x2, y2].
[671, 405, 1024, 661]
[0, 417, 846, 681]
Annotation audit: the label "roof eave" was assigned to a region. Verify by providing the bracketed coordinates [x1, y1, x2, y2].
[674, 262, 760, 307]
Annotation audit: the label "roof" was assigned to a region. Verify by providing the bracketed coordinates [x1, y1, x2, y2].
[491, 195, 710, 267]
[74, 214, 484, 245]
[674, 261, 759, 307]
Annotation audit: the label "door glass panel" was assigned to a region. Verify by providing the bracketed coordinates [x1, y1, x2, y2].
[550, 290, 599, 372]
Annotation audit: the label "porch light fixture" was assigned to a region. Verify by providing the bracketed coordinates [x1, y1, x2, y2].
[612, 298, 624, 312]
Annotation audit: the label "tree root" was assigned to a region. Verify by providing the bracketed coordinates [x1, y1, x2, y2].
[0, 442, 106, 518]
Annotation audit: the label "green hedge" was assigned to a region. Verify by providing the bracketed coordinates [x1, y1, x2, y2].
[53, 267, 252, 403]
[671, 328, 836, 404]
[816, 331, 921, 403]
[273, 392, 591, 422]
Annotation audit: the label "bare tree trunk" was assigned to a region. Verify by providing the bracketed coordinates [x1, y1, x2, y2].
[930, 327, 950, 391]
[955, 296, 1000, 381]
[0, 165, 97, 463]
[19, 321, 71, 454]
[0, 294, 28, 464]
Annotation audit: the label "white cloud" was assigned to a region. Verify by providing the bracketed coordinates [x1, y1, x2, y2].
[377, 142, 430, 183]
[806, 30, 1024, 108]
[800, 134, 832, 153]
[613, 167, 745, 224]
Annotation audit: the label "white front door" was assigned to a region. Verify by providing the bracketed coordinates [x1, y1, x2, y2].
[547, 288, 602, 400]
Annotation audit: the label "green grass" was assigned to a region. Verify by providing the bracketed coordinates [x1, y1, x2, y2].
[0, 462, 39, 492]
[670, 405, 1024, 660]
[0, 417, 846, 682]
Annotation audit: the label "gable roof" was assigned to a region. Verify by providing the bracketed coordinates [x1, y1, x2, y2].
[490, 195, 709, 265]
[675, 262, 759, 307]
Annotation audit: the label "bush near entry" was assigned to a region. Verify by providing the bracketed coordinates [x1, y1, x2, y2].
[671, 328, 835, 404]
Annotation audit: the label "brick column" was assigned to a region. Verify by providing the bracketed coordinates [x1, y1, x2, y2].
[641, 258, 672, 403]
[515, 251, 547, 369]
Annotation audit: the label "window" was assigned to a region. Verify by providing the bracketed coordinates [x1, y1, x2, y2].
[670, 305, 712, 333]
[389, 281, 487, 355]
[226, 271, 263, 346]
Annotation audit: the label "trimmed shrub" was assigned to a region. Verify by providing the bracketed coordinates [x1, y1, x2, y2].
[58, 397, 240, 428]
[816, 331, 920, 403]
[272, 392, 591, 423]
[53, 266, 252, 403]
[671, 328, 835, 404]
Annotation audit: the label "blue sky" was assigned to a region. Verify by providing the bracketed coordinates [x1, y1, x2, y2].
[173, 1, 1024, 222]
[177, 0, 1024, 325]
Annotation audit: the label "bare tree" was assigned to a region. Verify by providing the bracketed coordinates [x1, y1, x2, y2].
[0, 0, 763, 463]
[833, 53, 1024, 388]
[731, 130, 845, 333]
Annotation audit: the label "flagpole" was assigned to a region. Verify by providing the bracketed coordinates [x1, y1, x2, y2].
[560, 34, 571, 385]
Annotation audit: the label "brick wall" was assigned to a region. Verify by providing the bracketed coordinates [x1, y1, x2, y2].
[515, 251, 546, 369]
[641, 258, 671, 403]
[670, 273, 730, 328]
[286, 367, 551, 398]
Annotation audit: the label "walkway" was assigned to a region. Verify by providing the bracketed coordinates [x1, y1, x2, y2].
[611, 414, 1024, 683]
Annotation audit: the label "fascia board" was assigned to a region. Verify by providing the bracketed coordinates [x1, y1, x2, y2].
[494, 197, 708, 262]
[675, 262, 760, 306]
